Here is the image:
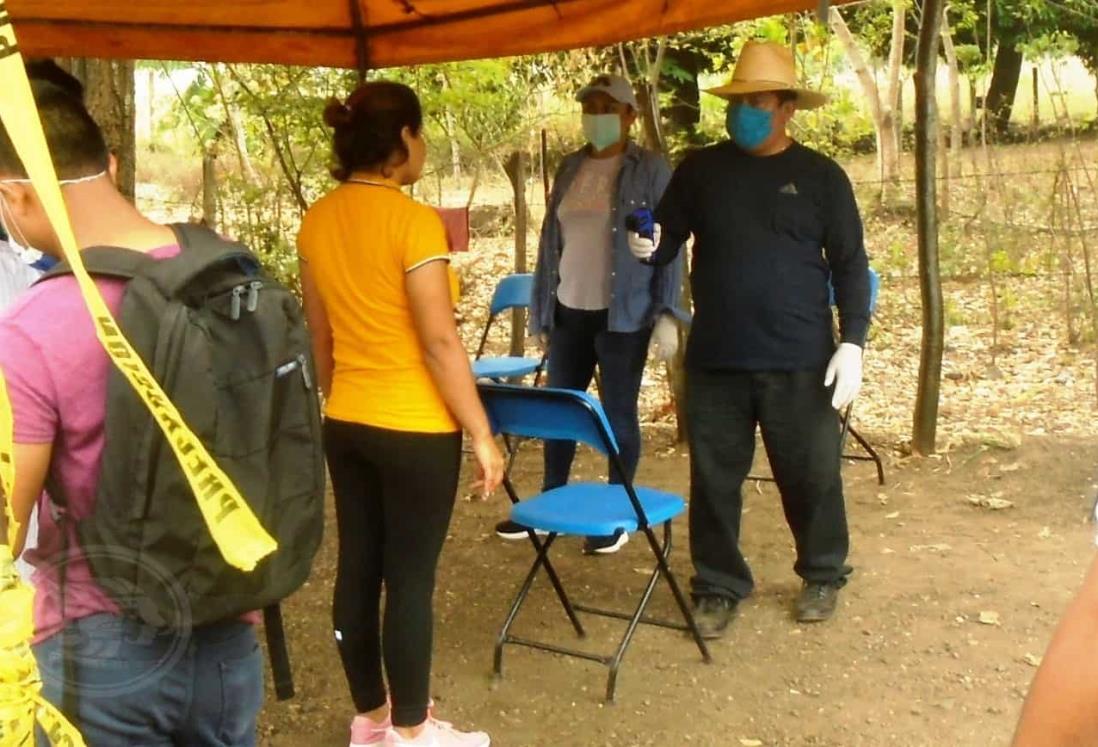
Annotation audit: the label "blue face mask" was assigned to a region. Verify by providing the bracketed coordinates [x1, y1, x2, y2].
[726, 103, 774, 151]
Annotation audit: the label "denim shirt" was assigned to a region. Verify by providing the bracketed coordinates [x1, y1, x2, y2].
[530, 142, 687, 335]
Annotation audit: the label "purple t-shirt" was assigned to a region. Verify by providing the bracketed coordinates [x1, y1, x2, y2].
[0, 245, 180, 642]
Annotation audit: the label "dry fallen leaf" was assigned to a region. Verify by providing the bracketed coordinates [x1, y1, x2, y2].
[910, 543, 952, 553]
[977, 611, 1001, 626]
[966, 495, 1014, 510]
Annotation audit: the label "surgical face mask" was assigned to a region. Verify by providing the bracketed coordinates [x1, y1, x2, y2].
[0, 194, 37, 262]
[726, 103, 774, 151]
[0, 170, 106, 268]
[582, 113, 623, 152]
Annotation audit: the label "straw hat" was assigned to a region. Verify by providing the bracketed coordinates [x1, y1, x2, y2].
[706, 40, 829, 110]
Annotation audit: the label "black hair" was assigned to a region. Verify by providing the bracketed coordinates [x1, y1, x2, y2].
[323, 81, 423, 182]
[26, 59, 86, 101]
[0, 69, 109, 180]
[776, 90, 799, 105]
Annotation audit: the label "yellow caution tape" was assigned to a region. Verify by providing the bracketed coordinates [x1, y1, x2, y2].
[0, 373, 84, 746]
[0, 8, 275, 573]
[0, 372, 14, 548]
[0, 556, 87, 747]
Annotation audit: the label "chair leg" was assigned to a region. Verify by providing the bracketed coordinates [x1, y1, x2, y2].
[642, 522, 712, 666]
[495, 534, 586, 679]
[847, 424, 886, 486]
[606, 551, 664, 703]
[525, 531, 586, 638]
[496, 533, 555, 677]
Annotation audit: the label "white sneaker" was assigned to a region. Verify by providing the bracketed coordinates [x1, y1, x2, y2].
[385, 718, 490, 747]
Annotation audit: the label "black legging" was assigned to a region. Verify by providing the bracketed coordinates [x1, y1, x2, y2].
[324, 419, 462, 728]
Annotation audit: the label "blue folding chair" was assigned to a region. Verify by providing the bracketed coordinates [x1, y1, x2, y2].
[471, 273, 545, 382]
[749, 268, 885, 486]
[478, 383, 711, 703]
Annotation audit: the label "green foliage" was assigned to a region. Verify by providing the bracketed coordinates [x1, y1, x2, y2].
[158, 63, 354, 286]
[394, 59, 540, 165]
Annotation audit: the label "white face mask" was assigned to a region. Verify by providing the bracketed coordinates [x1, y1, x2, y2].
[0, 170, 106, 267]
[0, 193, 36, 260]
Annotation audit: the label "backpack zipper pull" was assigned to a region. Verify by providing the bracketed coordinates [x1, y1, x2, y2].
[246, 281, 262, 313]
[297, 354, 313, 390]
[230, 286, 244, 320]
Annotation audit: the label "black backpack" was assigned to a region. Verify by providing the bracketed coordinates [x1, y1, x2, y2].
[39, 223, 325, 699]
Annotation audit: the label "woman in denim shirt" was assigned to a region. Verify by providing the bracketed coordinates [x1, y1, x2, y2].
[495, 74, 686, 554]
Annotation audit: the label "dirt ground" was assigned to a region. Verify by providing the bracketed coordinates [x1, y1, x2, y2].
[258, 430, 1098, 747]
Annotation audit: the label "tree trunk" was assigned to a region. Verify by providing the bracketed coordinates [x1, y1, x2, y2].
[830, 7, 902, 201]
[886, 0, 906, 171]
[1030, 65, 1039, 138]
[66, 59, 136, 201]
[202, 150, 218, 231]
[938, 98, 950, 216]
[445, 107, 462, 179]
[985, 40, 1023, 137]
[912, 0, 947, 455]
[441, 73, 462, 179]
[210, 65, 258, 183]
[941, 11, 964, 174]
[504, 152, 528, 359]
[139, 67, 155, 145]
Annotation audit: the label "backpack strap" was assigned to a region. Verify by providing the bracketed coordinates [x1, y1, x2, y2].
[35, 246, 156, 284]
[263, 604, 296, 700]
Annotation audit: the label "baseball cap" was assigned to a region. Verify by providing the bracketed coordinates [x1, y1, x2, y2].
[576, 74, 639, 110]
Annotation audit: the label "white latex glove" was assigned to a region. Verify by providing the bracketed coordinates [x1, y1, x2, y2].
[650, 314, 679, 361]
[627, 223, 662, 261]
[824, 342, 864, 410]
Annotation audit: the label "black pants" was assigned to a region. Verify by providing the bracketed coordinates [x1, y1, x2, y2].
[324, 419, 462, 727]
[544, 304, 651, 490]
[686, 368, 850, 601]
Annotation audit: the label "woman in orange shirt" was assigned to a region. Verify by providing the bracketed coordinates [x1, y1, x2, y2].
[298, 82, 503, 747]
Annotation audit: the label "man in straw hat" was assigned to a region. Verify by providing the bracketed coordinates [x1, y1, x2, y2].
[628, 40, 870, 635]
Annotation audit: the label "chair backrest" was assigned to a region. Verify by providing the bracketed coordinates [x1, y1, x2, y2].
[489, 273, 534, 317]
[478, 383, 619, 456]
[827, 267, 880, 317]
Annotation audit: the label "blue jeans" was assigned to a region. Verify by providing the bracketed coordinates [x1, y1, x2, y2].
[34, 614, 263, 747]
[544, 305, 651, 491]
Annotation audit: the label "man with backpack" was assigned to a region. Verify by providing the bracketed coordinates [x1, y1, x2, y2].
[0, 67, 323, 746]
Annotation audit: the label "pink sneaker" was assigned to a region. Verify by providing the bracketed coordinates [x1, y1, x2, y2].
[350, 713, 390, 746]
[385, 718, 490, 747]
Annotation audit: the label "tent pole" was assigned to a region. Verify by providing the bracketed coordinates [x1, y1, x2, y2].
[349, 0, 369, 83]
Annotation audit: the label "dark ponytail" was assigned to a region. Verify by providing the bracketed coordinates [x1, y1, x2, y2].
[324, 81, 423, 182]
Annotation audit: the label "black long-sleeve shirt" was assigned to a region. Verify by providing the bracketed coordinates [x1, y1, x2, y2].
[653, 140, 870, 372]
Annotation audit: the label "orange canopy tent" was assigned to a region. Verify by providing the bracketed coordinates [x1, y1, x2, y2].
[8, 0, 843, 70]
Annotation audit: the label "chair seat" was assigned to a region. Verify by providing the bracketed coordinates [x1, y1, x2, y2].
[472, 356, 541, 380]
[511, 482, 685, 537]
